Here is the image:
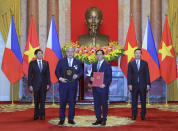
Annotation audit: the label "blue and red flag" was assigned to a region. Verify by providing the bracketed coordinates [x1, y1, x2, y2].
[141, 17, 160, 83]
[1, 16, 24, 84]
[44, 16, 62, 84]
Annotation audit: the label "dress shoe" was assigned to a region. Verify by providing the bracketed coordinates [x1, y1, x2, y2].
[33, 116, 39, 120]
[92, 120, 102, 125]
[68, 120, 76, 124]
[141, 116, 146, 120]
[40, 116, 45, 120]
[131, 115, 136, 120]
[101, 121, 106, 126]
[58, 120, 65, 125]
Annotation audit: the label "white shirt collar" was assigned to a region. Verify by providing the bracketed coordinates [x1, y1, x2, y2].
[135, 59, 140, 64]
[67, 58, 74, 62]
[98, 59, 104, 65]
[37, 59, 42, 62]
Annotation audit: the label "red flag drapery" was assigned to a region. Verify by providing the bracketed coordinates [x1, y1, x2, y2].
[22, 16, 40, 77]
[158, 16, 177, 84]
[120, 16, 138, 78]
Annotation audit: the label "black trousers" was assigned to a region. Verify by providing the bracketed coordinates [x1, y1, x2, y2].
[131, 85, 146, 117]
[33, 87, 46, 118]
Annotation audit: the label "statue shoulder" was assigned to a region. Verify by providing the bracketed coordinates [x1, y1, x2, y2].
[78, 34, 90, 46]
[97, 34, 109, 41]
[78, 34, 89, 41]
[96, 34, 109, 46]
[78, 33, 109, 46]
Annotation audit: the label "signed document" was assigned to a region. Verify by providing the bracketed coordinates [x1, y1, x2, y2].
[92, 72, 104, 87]
[64, 67, 75, 82]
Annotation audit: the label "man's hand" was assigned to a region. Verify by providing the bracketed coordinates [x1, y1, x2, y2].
[59, 77, 68, 83]
[47, 85, 50, 91]
[90, 77, 94, 82]
[29, 86, 33, 93]
[147, 85, 151, 92]
[128, 85, 132, 92]
[73, 74, 78, 80]
[100, 84, 106, 88]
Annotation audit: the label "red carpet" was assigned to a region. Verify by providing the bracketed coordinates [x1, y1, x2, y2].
[0, 104, 178, 131]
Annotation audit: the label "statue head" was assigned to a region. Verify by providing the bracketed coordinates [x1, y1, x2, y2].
[85, 7, 103, 35]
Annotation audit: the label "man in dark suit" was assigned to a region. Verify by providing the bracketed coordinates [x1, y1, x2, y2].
[28, 49, 50, 120]
[55, 46, 83, 126]
[127, 48, 150, 121]
[90, 50, 112, 126]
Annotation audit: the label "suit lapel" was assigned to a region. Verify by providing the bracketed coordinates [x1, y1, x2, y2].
[42, 60, 45, 72]
[139, 60, 143, 71]
[93, 62, 97, 72]
[99, 61, 105, 72]
[72, 58, 76, 67]
[64, 57, 69, 67]
[35, 60, 41, 73]
[133, 60, 138, 72]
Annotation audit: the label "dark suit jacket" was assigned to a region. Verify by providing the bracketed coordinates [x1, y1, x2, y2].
[91, 60, 112, 92]
[28, 60, 50, 91]
[55, 57, 83, 88]
[127, 59, 150, 88]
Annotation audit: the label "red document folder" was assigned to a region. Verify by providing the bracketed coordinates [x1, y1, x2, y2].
[92, 72, 104, 87]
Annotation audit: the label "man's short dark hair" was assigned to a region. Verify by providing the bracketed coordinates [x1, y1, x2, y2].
[134, 48, 142, 54]
[96, 49, 105, 55]
[34, 49, 43, 55]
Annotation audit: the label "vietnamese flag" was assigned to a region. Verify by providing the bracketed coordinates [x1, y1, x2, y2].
[120, 16, 138, 78]
[158, 16, 177, 84]
[22, 16, 40, 77]
[44, 16, 62, 84]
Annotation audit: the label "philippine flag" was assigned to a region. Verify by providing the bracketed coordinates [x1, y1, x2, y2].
[141, 17, 160, 83]
[44, 16, 62, 84]
[1, 16, 24, 84]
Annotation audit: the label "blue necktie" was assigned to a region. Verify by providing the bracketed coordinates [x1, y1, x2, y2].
[39, 61, 42, 72]
[97, 62, 101, 72]
[69, 59, 72, 67]
[136, 60, 140, 71]
[136, 60, 139, 82]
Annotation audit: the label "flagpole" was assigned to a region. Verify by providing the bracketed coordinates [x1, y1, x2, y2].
[52, 84, 56, 106]
[127, 91, 131, 106]
[165, 84, 168, 106]
[147, 91, 150, 106]
[31, 92, 34, 106]
[11, 84, 14, 105]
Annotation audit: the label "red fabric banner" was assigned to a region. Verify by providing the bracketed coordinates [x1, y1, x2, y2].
[71, 0, 118, 41]
[71, 0, 118, 66]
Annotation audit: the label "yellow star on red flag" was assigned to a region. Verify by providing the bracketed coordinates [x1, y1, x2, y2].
[24, 42, 39, 63]
[124, 42, 137, 63]
[158, 41, 173, 61]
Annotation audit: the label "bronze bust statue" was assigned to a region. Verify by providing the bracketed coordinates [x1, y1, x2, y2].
[78, 7, 109, 46]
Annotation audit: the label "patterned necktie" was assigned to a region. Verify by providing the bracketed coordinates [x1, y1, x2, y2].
[39, 61, 42, 72]
[97, 62, 101, 72]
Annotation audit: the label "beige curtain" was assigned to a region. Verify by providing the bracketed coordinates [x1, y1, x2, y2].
[0, 0, 21, 101]
[167, 0, 178, 101]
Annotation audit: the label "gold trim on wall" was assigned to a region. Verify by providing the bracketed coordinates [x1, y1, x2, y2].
[168, 0, 178, 101]
[0, 0, 21, 101]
